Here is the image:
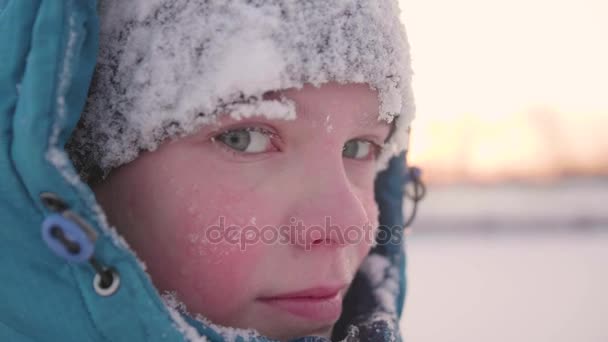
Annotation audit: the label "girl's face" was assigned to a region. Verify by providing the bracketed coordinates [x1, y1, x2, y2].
[93, 82, 391, 340]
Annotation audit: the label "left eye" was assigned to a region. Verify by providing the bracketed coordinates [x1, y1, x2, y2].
[343, 139, 377, 160]
[215, 128, 273, 153]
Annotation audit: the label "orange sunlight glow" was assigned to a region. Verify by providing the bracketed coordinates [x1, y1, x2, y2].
[399, 0, 608, 184]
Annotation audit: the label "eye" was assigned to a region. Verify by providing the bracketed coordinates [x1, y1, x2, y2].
[343, 139, 379, 160]
[215, 127, 274, 154]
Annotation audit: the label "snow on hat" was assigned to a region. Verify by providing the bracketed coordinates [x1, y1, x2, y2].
[66, 0, 415, 182]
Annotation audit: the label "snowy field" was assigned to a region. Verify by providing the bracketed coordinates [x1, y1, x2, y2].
[400, 179, 608, 342]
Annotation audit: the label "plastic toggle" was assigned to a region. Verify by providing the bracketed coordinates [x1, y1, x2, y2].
[41, 214, 95, 263]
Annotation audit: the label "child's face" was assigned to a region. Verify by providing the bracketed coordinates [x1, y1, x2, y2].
[93, 82, 391, 340]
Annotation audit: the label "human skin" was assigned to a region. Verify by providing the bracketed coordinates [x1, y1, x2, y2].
[93, 82, 391, 340]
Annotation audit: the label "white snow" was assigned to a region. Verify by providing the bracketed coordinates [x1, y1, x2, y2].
[359, 254, 400, 314]
[162, 292, 210, 342]
[162, 291, 263, 342]
[339, 325, 360, 342]
[46, 3, 151, 278]
[67, 0, 415, 179]
[336, 254, 402, 342]
[325, 114, 334, 133]
[47, 13, 79, 183]
[227, 99, 297, 121]
[44, 7, 153, 326]
[403, 231, 608, 342]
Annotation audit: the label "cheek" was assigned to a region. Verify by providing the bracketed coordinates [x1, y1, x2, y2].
[130, 164, 272, 321]
[154, 177, 275, 316]
[170, 238, 261, 308]
[154, 208, 267, 322]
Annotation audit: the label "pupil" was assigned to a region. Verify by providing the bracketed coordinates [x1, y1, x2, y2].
[221, 130, 250, 151]
[344, 141, 359, 158]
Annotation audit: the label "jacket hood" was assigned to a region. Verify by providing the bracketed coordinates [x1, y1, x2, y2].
[0, 1, 409, 341]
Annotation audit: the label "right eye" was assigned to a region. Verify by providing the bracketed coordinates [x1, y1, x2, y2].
[214, 127, 275, 154]
[343, 139, 380, 160]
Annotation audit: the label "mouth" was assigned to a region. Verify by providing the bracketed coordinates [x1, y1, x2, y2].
[257, 285, 346, 322]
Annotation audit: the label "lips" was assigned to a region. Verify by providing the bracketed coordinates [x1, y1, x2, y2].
[257, 286, 346, 322]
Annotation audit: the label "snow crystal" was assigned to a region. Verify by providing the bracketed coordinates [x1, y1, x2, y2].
[66, 0, 415, 180]
[228, 98, 297, 121]
[162, 291, 262, 342]
[335, 254, 402, 342]
[359, 254, 400, 314]
[162, 292, 210, 342]
[325, 114, 334, 133]
[47, 13, 78, 177]
[339, 325, 360, 342]
[45, 10, 146, 259]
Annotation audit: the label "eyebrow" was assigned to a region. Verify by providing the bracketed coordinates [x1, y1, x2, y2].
[219, 89, 393, 138]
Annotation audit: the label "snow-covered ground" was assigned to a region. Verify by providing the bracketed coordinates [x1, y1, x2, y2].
[408, 177, 608, 233]
[400, 178, 608, 342]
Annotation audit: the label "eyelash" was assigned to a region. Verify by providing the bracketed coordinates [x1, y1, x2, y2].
[211, 126, 280, 159]
[211, 126, 384, 160]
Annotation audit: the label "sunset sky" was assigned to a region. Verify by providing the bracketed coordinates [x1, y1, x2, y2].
[399, 0, 608, 183]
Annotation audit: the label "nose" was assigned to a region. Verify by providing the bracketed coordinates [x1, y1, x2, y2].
[280, 162, 376, 251]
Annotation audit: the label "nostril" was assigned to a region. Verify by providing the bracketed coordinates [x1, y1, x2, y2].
[310, 237, 338, 247]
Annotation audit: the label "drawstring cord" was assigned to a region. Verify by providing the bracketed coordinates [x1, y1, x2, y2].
[403, 166, 426, 231]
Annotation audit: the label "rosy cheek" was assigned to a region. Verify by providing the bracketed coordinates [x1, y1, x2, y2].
[175, 241, 256, 302]
[164, 193, 265, 313]
[160, 214, 265, 322]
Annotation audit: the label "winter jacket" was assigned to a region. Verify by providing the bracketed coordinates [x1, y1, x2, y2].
[0, 1, 409, 341]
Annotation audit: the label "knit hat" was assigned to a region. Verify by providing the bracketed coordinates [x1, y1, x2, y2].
[66, 0, 415, 182]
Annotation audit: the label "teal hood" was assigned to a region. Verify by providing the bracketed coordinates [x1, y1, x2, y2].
[0, 1, 409, 341]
